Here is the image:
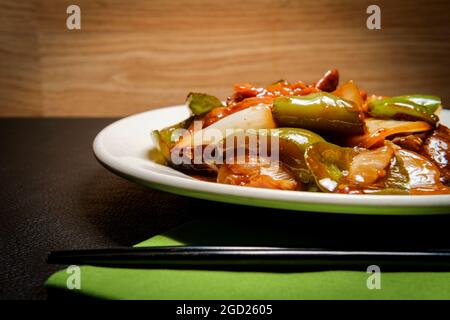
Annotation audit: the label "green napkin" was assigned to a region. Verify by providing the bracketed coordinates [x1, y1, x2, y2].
[46, 217, 450, 300]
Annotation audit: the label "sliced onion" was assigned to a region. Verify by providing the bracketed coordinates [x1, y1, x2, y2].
[348, 145, 394, 185]
[348, 118, 432, 148]
[333, 80, 363, 111]
[175, 104, 276, 149]
[217, 156, 300, 190]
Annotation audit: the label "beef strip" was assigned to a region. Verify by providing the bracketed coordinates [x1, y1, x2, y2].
[419, 124, 450, 185]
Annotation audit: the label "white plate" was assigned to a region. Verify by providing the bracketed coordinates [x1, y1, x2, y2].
[93, 106, 450, 215]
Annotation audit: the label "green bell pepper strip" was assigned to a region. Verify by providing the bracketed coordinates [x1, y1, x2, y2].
[262, 128, 325, 153]
[304, 141, 416, 194]
[304, 141, 357, 192]
[151, 117, 194, 164]
[254, 128, 325, 186]
[272, 93, 365, 134]
[384, 142, 448, 193]
[186, 92, 223, 116]
[383, 150, 410, 191]
[367, 95, 441, 125]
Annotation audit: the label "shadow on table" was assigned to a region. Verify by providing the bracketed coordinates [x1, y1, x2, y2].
[167, 199, 450, 251]
[77, 168, 193, 246]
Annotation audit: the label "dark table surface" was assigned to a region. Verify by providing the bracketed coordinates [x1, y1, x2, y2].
[1, 118, 450, 300]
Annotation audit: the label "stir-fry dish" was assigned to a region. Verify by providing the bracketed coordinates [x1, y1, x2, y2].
[152, 70, 450, 195]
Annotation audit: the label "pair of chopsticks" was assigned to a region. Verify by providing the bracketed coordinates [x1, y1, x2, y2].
[47, 246, 450, 269]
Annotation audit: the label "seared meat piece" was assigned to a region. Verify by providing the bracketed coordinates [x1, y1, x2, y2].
[315, 69, 339, 92]
[420, 124, 450, 185]
[391, 134, 427, 153]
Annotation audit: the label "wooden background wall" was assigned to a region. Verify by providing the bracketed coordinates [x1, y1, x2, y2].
[1, 0, 449, 117]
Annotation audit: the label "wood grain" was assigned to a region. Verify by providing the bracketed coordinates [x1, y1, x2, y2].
[1, 0, 449, 116]
[0, 0, 42, 116]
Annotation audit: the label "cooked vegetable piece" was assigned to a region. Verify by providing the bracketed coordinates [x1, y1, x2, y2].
[348, 118, 432, 148]
[260, 128, 324, 185]
[305, 140, 450, 194]
[217, 156, 300, 191]
[391, 146, 450, 193]
[258, 128, 325, 154]
[186, 92, 223, 116]
[213, 127, 324, 187]
[348, 145, 394, 186]
[305, 142, 395, 193]
[304, 142, 358, 192]
[383, 154, 410, 191]
[272, 93, 365, 134]
[333, 80, 364, 111]
[175, 104, 276, 149]
[203, 96, 274, 127]
[403, 95, 442, 111]
[151, 116, 194, 163]
[367, 95, 441, 125]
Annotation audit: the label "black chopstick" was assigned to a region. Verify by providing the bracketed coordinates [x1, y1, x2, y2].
[47, 246, 450, 270]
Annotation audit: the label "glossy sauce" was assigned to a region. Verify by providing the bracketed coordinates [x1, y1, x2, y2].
[170, 72, 450, 195]
[202, 81, 321, 128]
